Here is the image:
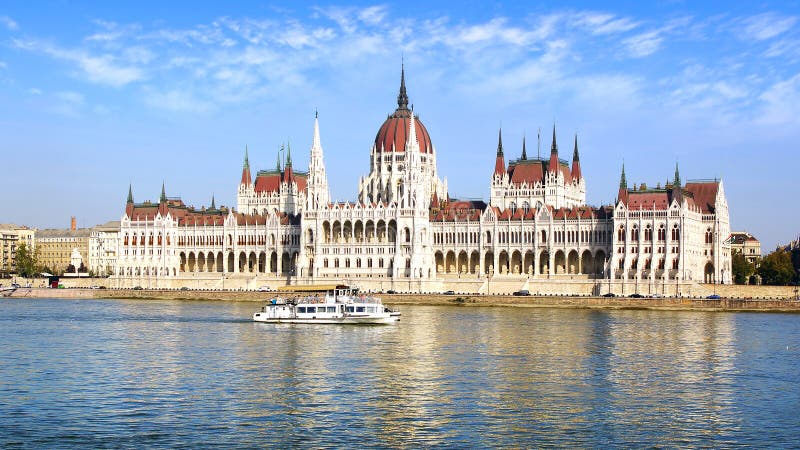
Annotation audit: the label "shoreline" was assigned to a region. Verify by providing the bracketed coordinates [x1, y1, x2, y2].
[6, 287, 800, 312]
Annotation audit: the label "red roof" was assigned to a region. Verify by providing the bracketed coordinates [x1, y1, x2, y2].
[626, 191, 670, 210]
[254, 172, 307, 194]
[685, 182, 719, 213]
[506, 159, 571, 185]
[374, 109, 433, 154]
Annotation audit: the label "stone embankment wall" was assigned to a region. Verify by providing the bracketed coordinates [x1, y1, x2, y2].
[33, 275, 800, 300]
[14, 287, 800, 312]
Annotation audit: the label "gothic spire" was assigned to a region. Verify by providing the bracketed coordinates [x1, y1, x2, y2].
[521, 135, 527, 161]
[672, 162, 683, 204]
[494, 128, 506, 176]
[548, 124, 560, 173]
[240, 146, 252, 185]
[160, 181, 166, 203]
[496, 128, 504, 157]
[619, 163, 627, 189]
[127, 184, 133, 204]
[286, 142, 293, 167]
[571, 134, 582, 180]
[210, 194, 216, 210]
[673, 162, 681, 188]
[312, 110, 322, 153]
[397, 62, 409, 111]
[276, 150, 282, 172]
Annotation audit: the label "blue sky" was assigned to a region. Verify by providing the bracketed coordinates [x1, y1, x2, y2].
[1, 1, 798, 252]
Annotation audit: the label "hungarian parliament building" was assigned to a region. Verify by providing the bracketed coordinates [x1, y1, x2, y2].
[115, 68, 732, 293]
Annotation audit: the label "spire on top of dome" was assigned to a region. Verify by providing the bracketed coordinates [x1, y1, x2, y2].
[397, 61, 409, 111]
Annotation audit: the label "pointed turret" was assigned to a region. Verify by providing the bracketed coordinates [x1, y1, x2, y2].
[276, 150, 282, 172]
[240, 146, 252, 186]
[672, 162, 683, 204]
[521, 135, 528, 161]
[618, 163, 628, 203]
[158, 181, 168, 216]
[210, 195, 216, 210]
[307, 111, 330, 209]
[125, 184, 135, 217]
[397, 62, 409, 111]
[571, 134, 582, 181]
[284, 142, 294, 182]
[494, 128, 505, 176]
[548, 124, 560, 174]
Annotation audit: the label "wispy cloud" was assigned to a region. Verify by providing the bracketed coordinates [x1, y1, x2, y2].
[623, 30, 663, 57]
[12, 38, 145, 86]
[0, 15, 18, 31]
[573, 12, 639, 35]
[741, 12, 797, 41]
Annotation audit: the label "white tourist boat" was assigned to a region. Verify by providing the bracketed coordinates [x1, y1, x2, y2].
[253, 286, 399, 324]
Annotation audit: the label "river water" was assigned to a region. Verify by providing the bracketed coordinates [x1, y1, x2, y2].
[0, 298, 798, 448]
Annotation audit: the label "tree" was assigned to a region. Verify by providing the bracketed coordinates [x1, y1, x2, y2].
[15, 242, 40, 278]
[757, 248, 795, 286]
[731, 252, 755, 285]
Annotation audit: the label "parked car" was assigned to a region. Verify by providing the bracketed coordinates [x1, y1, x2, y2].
[443, 290, 455, 295]
[602, 292, 616, 297]
[257, 286, 274, 292]
[629, 293, 644, 298]
[513, 289, 531, 296]
[180, 286, 190, 291]
[386, 289, 397, 294]
[132, 286, 143, 290]
[650, 293, 663, 298]
[706, 294, 721, 299]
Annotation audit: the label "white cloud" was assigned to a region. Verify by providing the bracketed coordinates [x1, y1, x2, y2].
[757, 73, 800, 126]
[0, 15, 18, 31]
[358, 6, 388, 25]
[144, 88, 212, 113]
[13, 39, 144, 86]
[574, 12, 639, 35]
[623, 30, 663, 57]
[742, 12, 797, 41]
[28, 88, 42, 95]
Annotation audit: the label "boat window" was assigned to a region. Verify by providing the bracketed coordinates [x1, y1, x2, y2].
[306, 307, 316, 313]
[346, 306, 355, 313]
[298, 307, 306, 313]
[356, 306, 365, 313]
[327, 307, 336, 312]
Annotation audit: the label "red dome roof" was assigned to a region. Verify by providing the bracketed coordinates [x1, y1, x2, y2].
[373, 66, 433, 154]
[374, 110, 433, 154]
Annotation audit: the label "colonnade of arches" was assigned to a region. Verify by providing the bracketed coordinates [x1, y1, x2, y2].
[434, 249, 608, 276]
[179, 250, 298, 275]
[321, 219, 398, 244]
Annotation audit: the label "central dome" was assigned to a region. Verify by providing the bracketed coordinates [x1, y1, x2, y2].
[373, 67, 433, 154]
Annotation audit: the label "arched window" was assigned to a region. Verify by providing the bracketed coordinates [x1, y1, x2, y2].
[522, 201, 530, 214]
[509, 202, 517, 214]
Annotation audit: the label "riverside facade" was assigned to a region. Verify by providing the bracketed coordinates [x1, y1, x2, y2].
[114, 68, 732, 292]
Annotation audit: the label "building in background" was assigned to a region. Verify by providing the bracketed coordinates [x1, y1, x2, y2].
[729, 231, 761, 265]
[0, 224, 36, 277]
[36, 228, 91, 275]
[89, 221, 120, 277]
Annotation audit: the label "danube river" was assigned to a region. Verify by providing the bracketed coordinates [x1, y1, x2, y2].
[1, 298, 798, 447]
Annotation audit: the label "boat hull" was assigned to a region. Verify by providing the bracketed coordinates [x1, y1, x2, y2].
[252, 314, 398, 325]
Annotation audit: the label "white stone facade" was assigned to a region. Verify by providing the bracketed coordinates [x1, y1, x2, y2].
[113, 71, 732, 290]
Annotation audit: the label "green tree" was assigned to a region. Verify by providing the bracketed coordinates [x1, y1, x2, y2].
[731, 252, 755, 284]
[15, 242, 40, 278]
[758, 248, 795, 286]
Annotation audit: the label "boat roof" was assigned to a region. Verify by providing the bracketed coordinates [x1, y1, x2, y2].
[276, 284, 350, 292]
